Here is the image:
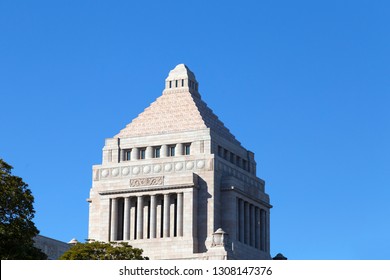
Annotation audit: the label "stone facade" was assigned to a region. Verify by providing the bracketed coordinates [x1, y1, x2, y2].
[88, 64, 272, 259]
[33, 235, 72, 260]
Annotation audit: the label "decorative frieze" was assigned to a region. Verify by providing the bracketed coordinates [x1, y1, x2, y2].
[129, 176, 164, 187]
[95, 159, 208, 181]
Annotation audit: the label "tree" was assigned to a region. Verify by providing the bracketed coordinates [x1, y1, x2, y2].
[0, 159, 47, 259]
[60, 241, 148, 260]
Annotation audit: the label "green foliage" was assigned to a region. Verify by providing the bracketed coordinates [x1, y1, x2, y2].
[60, 241, 149, 260]
[0, 159, 47, 260]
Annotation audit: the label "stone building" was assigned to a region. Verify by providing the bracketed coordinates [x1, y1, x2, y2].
[88, 64, 272, 259]
[33, 235, 72, 260]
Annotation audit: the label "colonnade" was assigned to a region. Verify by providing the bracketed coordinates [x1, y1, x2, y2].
[110, 192, 184, 241]
[237, 198, 268, 252]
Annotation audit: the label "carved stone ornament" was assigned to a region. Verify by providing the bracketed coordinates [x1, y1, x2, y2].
[129, 176, 164, 187]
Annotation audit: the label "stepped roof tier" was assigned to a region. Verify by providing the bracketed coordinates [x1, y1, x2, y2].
[115, 64, 240, 145]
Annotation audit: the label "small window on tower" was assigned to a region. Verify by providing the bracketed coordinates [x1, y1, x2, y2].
[218, 146, 223, 157]
[224, 149, 228, 160]
[124, 149, 131, 161]
[184, 143, 191, 155]
[168, 145, 176, 157]
[139, 148, 146, 160]
[243, 160, 248, 171]
[230, 152, 235, 163]
[153, 146, 161, 158]
[182, 79, 184, 87]
[236, 155, 241, 167]
[169, 81, 172, 88]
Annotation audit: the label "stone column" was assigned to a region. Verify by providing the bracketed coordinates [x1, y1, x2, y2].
[163, 193, 170, 238]
[156, 197, 162, 238]
[137, 196, 144, 239]
[146, 146, 153, 159]
[239, 199, 244, 243]
[244, 202, 250, 244]
[266, 210, 271, 253]
[143, 198, 149, 238]
[170, 196, 176, 236]
[110, 198, 118, 241]
[120, 149, 124, 162]
[123, 197, 130, 240]
[161, 144, 168, 158]
[177, 193, 183, 237]
[260, 209, 266, 251]
[250, 205, 256, 247]
[129, 198, 136, 240]
[131, 147, 138, 160]
[176, 143, 183, 156]
[150, 195, 157, 238]
[255, 207, 260, 249]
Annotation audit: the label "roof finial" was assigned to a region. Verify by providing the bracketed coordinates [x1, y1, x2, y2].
[164, 64, 199, 95]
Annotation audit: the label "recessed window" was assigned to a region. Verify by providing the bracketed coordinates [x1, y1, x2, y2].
[168, 145, 176, 157]
[153, 146, 161, 158]
[223, 149, 228, 160]
[184, 144, 191, 155]
[236, 155, 241, 167]
[218, 146, 223, 157]
[124, 149, 131, 161]
[243, 160, 248, 171]
[175, 80, 178, 87]
[230, 152, 235, 163]
[139, 148, 146, 160]
[181, 79, 184, 87]
[169, 81, 172, 88]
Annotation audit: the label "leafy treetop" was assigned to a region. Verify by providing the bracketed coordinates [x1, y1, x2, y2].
[0, 159, 47, 260]
[60, 241, 149, 260]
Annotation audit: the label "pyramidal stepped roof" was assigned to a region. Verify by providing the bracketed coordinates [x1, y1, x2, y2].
[115, 64, 239, 144]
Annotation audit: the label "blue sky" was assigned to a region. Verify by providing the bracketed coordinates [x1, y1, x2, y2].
[1, 0, 389, 259]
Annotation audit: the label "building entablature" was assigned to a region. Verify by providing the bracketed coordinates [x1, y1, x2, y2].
[102, 129, 214, 165]
[221, 186, 271, 209]
[98, 183, 197, 197]
[220, 173, 265, 196]
[93, 154, 214, 183]
[112, 128, 212, 147]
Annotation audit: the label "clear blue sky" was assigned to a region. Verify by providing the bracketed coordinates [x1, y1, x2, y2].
[1, 0, 389, 260]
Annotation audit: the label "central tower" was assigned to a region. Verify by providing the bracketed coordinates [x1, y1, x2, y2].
[88, 64, 272, 259]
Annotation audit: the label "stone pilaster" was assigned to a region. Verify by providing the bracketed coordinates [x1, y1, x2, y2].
[163, 194, 170, 237]
[110, 198, 118, 241]
[123, 197, 130, 240]
[177, 192, 183, 237]
[137, 196, 144, 239]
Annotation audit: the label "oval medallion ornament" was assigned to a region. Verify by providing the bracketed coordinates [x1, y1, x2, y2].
[186, 161, 194, 170]
[164, 163, 172, 172]
[175, 162, 183, 171]
[197, 160, 205, 169]
[143, 166, 151, 174]
[101, 169, 109, 178]
[112, 168, 119, 177]
[154, 164, 162, 173]
[133, 166, 140, 175]
[122, 167, 130, 176]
